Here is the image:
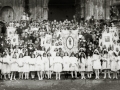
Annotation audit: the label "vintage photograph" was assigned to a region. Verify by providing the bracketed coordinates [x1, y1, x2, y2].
[0, 0, 120, 90]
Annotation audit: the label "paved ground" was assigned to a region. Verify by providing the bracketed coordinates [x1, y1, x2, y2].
[0, 77, 120, 90]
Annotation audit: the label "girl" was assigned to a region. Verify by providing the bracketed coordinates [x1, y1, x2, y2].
[18, 53, 24, 79]
[43, 53, 49, 79]
[86, 53, 93, 79]
[47, 53, 53, 79]
[23, 51, 30, 80]
[79, 52, 86, 79]
[70, 53, 78, 79]
[10, 53, 18, 80]
[53, 53, 63, 80]
[117, 52, 120, 76]
[63, 52, 70, 79]
[111, 52, 118, 79]
[92, 49, 101, 79]
[36, 54, 44, 80]
[2, 54, 9, 80]
[102, 49, 111, 79]
[29, 54, 36, 80]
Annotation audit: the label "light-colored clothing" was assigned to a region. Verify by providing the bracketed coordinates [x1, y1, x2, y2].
[2, 57, 11, 74]
[63, 56, 70, 71]
[92, 54, 101, 69]
[29, 58, 35, 71]
[111, 56, 118, 72]
[79, 58, 86, 72]
[43, 57, 49, 71]
[11, 58, 18, 72]
[86, 56, 93, 72]
[53, 56, 63, 73]
[35, 56, 44, 71]
[17, 58, 24, 72]
[23, 56, 30, 72]
[70, 57, 78, 71]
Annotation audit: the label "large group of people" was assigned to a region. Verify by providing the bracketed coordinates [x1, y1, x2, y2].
[0, 12, 120, 81]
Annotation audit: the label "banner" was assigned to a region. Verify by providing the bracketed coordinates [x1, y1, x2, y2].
[61, 30, 79, 54]
[11, 34, 19, 46]
[45, 34, 52, 51]
[7, 27, 16, 38]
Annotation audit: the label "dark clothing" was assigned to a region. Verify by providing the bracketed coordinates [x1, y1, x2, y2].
[1, 25, 6, 34]
[16, 27, 23, 36]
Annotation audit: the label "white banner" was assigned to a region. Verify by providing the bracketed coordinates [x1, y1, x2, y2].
[11, 34, 19, 46]
[61, 30, 79, 54]
[7, 27, 16, 38]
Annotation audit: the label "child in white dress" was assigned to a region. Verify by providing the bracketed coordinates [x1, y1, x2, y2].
[36, 54, 44, 80]
[43, 53, 49, 79]
[102, 50, 111, 79]
[63, 52, 70, 79]
[79, 52, 86, 79]
[17, 53, 24, 79]
[53, 53, 63, 80]
[30, 54, 36, 80]
[86, 53, 93, 79]
[117, 52, 120, 70]
[92, 49, 101, 79]
[10, 53, 18, 80]
[23, 51, 30, 80]
[47, 53, 53, 79]
[2, 54, 10, 80]
[70, 53, 78, 79]
[111, 52, 118, 79]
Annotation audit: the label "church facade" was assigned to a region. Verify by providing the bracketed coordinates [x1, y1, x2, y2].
[0, 0, 120, 22]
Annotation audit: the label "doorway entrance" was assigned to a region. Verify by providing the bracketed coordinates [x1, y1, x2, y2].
[48, 0, 75, 21]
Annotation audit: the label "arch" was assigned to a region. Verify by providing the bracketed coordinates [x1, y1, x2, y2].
[0, 6, 14, 22]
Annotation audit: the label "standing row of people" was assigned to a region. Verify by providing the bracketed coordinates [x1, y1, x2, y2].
[0, 48, 120, 81]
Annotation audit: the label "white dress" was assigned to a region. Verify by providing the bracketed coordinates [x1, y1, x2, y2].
[63, 56, 70, 71]
[92, 54, 101, 69]
[35, 56, 44, 71]
[111, 56, 118, 72]
[117, 56, 120, 70]
[44, 57, 49, 71]
[2, 56, 11, 74]
[48, 57, 54, 71]
[17, 58, 24, 72]
[86, 56, 93, 72]
[29, 58, 35, 71]
[11, 58, 18, 72]
[80, 58, 86, 72]
[53, 56, 63, 73]
[102, 55, 111, 70]
[102, 55, 107, 70]
[70, 57, 78, 71]
[23, 56, 30, 72]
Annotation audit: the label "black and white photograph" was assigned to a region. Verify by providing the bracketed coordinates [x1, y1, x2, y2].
[0, 0, 120, 90]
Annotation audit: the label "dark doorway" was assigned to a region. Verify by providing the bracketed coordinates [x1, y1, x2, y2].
[48, 0, 75, 21]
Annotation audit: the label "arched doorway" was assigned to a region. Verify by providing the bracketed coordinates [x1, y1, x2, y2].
[48, 0, 75, 21]
[0, 6, 14, 22]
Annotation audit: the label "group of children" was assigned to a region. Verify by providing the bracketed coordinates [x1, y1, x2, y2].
[0, 46, 120, 81]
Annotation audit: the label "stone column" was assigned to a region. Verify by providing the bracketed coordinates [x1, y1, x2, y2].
[43, 0, 49, 20]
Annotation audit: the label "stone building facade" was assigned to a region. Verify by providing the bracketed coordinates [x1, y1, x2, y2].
[0, 0, 120, 22]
